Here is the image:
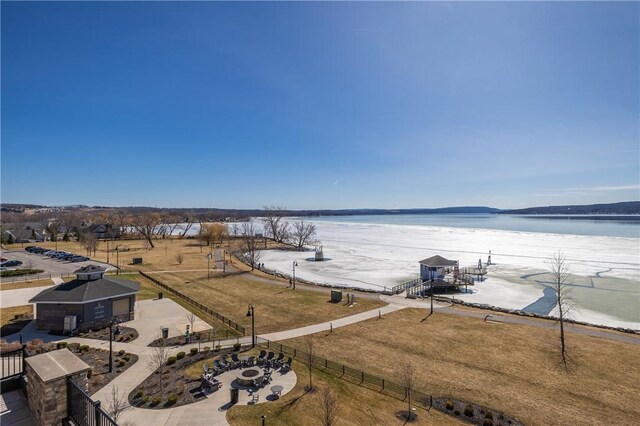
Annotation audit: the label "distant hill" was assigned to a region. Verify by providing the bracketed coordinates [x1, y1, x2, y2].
[501, 201, 640, 215]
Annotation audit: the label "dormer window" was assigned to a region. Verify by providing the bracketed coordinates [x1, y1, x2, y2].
[74, 265, 106, 281]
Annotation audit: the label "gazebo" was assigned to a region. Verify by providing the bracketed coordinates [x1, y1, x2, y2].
[419, 255, 459, 282]
[29, 265, 140, 333]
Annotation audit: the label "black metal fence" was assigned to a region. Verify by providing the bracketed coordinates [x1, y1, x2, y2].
[139, 271, 246, 335]
[256, 337, 434, 411]
[0, 346, 27, 381]
[67, 377, 117, 426]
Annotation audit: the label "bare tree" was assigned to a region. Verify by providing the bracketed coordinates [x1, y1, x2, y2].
[148, 335, 170, 388]
[401, 362, 416, 420]
[45, 221, 61, 243]
[186, 312, 196, 333]
[262, 205, 290, 243]
[199, 223, 216, 247]
[175, 253, 184, 265]
[305, 337, 314, 391]
[160, 213, 182, 238]
[240, 222, 262, 270]
[105, 385, 131, 422]
[131, 212, 163, 249]
[289, 220, 317, 250]
[79, 232, 100, 256]
[548, 252, 573, 369]
[319, 386, 339, 426]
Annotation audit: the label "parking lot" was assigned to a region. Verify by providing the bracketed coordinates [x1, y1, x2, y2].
[1, 249, 114, 280]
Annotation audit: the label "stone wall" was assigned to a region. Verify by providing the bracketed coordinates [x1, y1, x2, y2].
[24, 350, 90, 426]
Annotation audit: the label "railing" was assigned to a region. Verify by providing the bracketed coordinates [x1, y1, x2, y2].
[67, 377, 117, 426]
[390, 278, 422, 294]
[0, 273, 53, 283]
[139, 271, 245, 335]
[256, 337, 434, 411]
[0, 346, 28, 381]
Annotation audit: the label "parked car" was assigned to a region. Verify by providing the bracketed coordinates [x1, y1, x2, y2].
[25, 246, 36, 252]
[70, 256, 89, 262]
[61, 254, 77, 261]
[54, 252, 70, 259]
[0, 257, 6, 262]
[1, 260, 23, 267]
[32, 247, 47, 254]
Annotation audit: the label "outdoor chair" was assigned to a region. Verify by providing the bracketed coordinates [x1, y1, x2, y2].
[263, 371, 272, 383]
[215, 359, 228, 372]
[231, 353, 241, 369]
[246, 356, 255, 367]
[203, 363, 216, 375]
[201, 374, 221, 392]
[281, 357, 293, 373]
[257, 350, 267, 365]
[251, 394, 259, 404]
[253, 378, 265, 389]
[274, 352, 284, 367]
[267, 351, 275, 362]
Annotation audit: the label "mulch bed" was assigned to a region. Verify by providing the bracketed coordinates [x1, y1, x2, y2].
[147, 329, 237, 347]
[128, 348, 237, 409]
[76, 326, 139, 344]
[26, 341, 139, 395]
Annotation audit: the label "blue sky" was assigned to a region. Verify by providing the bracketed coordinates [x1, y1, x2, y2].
[2, 2, 638, 209]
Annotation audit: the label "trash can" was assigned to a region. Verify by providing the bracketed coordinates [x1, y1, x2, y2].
[162, 327, 169, 339]
[158, 292, 163, 299]
[230, 388, 239, 404]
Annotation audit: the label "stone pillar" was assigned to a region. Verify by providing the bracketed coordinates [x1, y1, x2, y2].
[24, 349, 91, 426]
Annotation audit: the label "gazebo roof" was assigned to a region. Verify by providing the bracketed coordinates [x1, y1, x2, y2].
[419, 255, 458, 267]
[29, 277, 140, 304]
[73, 264, 107, 274]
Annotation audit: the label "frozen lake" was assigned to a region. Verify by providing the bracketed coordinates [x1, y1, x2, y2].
[259, 216, 640, 330]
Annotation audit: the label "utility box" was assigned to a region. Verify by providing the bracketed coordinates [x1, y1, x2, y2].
[330, 290, 342, 303]
[63, 316, 77, 332]
[132, 257, 143, 265]
[162, 327, 169, 339]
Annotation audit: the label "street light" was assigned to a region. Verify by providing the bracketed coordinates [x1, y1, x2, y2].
[246, 304, 255, 348]
[292, 260, 298, 290]
[108, 319, 116, 373]
[106, 239, 110, 264]
[116, 247, 120, 275]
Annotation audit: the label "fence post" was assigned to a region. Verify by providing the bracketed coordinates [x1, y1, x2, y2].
[95, 400, 102, 424]
[361, 371, 364, 383]
[382, 379, 385, 389]
[342, 365, 345, 375]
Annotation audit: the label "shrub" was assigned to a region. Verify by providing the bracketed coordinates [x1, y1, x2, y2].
[485, 411, 494, 420]
[87, 369, 93, 379]
[68, 343, 80, 352]
[176, 351, 185, 360]
[233, 343, 241, 352]
[167, 357, 176, 365]
[446, 400, 454, 411]
[464, 404, 474, 417]
[483, 419, 494, 426]
[123, 355, 130, 362]
[118, 360, 125, 367]
[203, 347, 210, 352]
[454, 410, 461, 416]
[118, 349, 125, 356]
[150, 397, 161, 407]
[135, 390, 144, 399]
[166, 394, 178, 405]
[190, 348, 198, 356]
[124, 335, 131, 342]
[142, 395, 149, 404]
[80, 345, 89, 352]
[57, 342, 68, 349]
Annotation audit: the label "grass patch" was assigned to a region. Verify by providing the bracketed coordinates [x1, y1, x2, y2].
[0, 305, 34, 336]
[227, 352, 461, 426]
[283, 308, 640, 426]
[0, 278, 54, 291]
[147, 271, 385, 334]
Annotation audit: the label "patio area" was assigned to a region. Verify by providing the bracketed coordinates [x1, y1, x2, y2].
[201, 352, 298, 407]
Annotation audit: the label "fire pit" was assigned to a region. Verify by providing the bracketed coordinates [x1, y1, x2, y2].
[236, 368, 263, 387]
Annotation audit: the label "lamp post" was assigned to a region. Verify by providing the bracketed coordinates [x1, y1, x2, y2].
[116, 247, 119, 275]
[261, 415, 266, 426]
[246, 304, 255, 348]
[207, 253, 212, 279]
[108, 319, 115, 373]
[292, 260, 298, 290]
[106, 239, 110, 264]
